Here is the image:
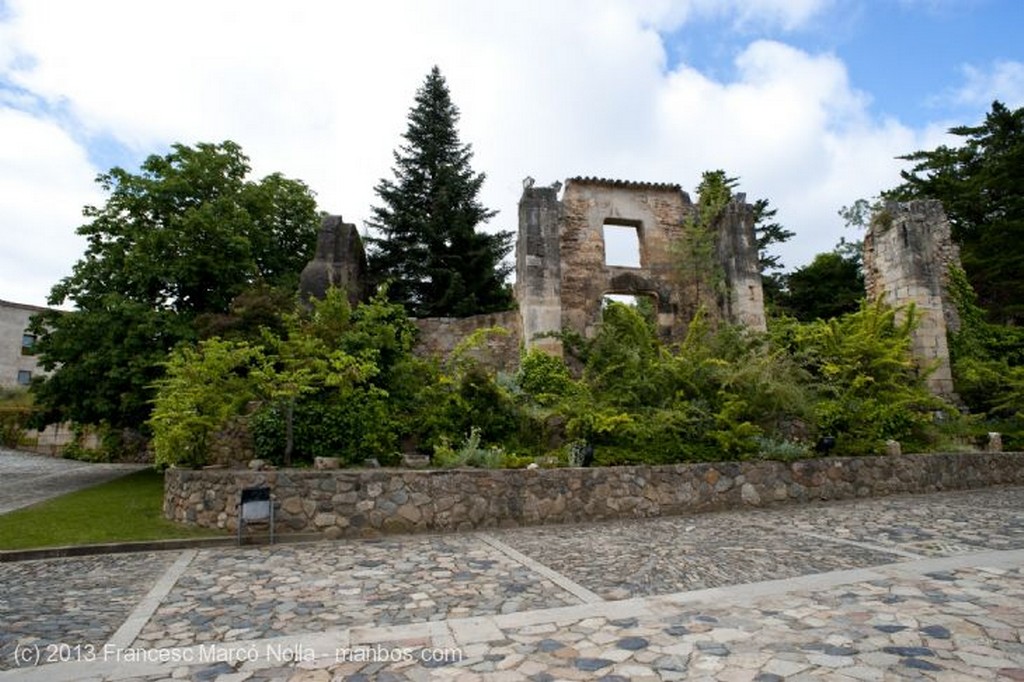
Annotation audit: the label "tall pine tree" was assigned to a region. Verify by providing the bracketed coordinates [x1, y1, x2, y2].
[366, 66, 513, 318]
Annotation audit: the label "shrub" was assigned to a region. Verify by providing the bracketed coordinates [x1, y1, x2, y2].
[149, 339, 264, 468]
[516, 349, 577, 405]
[433, 426, 509, 468]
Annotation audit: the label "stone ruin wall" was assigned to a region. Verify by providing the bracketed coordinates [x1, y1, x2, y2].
[412, 311, 522, 374]
[295, 197, 964, 400]
[298, 215, 367, 307]
[863, 200, 962, 397]
[303, 175, 769, 370]
[516, 177, 766, 355]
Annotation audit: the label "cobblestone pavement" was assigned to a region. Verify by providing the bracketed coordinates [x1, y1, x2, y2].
[0, 447, 146, 514]
[2, 487, 1024, 681]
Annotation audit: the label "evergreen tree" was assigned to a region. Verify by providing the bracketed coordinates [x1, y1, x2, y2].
[885, 101, 1024, 323]
[780, 247, 864, 321]
[366, 66, 513, 317]
[753, 197, 794, 310]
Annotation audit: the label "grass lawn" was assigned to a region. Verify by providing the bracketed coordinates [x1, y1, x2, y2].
[0, 469, 224, 550]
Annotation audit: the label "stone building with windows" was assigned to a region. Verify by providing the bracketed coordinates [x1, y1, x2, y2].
[0, 298, 86, 454]
[0, 298, 48, 389]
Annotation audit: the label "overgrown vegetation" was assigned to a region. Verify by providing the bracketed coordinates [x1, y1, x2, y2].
[942, 263, 1024, 449]
[880, 100, 1024, 449]
[26, 104, 1024, 467]
[149, 286, 962, 468]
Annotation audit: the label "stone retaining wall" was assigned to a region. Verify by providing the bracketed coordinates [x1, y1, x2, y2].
[164, 452, 1024, 538]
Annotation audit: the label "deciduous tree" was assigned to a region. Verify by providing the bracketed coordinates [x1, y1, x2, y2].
[31, 141, 319, 430]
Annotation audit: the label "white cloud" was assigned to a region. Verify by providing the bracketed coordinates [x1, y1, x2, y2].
[953, 60, 1024, 109]
[651, 40, 931, 263]
[0, 0, 962, 306]
[700, 0, 833, 31]
[0, 108, 97, 306]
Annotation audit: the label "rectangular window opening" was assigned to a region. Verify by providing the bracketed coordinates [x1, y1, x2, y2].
[21, 332, 36, 356]
[17, 370, 32, 386]
[603, 223, 641, 268]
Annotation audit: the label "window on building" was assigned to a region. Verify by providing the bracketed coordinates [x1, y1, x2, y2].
[603, 222, 642, 267]
[21, 332, 36, 356]
[17, 370, 32, 386]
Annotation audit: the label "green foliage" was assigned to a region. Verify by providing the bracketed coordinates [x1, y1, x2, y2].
[149, 338, 265, 468]
[584, 302, 668, 408]
[943, 262, 1024, 435]
[516, 349, 578, 406]
[250, 388, 398, 466]
[531, 303, 813, 464]
[781, 299, 945, 454]
[366, 66, 513, 317]
[194, 286, 294, 342]
[0, 388, 34, 448]
[511, 297, 955, 464]
[248, 290, 415, 467]
[151, 287, 439, 468]
[31, 141, 319, 430]
[777, 249, 864, 321]
[673, 171, 733, 320]
[432, 426, 509, 469]
[886, 101, 1024, 324]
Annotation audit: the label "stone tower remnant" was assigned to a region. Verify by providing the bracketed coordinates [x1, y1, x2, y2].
[298, 215, 367, 306]
[863, 200, 961, 397]
[516, 177, 765, 355]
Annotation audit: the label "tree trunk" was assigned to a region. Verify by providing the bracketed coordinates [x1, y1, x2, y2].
[284, 399, 294, 467]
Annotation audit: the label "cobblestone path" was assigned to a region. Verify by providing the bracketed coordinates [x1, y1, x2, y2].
[2, 487, 1023, 681]
[0, 448, 145, 514]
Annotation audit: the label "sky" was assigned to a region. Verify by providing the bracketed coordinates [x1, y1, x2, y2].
[1, 0, 1022, 308]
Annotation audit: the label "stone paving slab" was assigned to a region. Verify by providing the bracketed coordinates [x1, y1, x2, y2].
[8, 551, 1024, 681]
[750, 493, 1024, 557]
[132, 535, 583, 650]
[0, 552, 178, 671]
[1, 486, 1024, 681]
[489, 514, 905, 600]
[0, 448, 145, 515]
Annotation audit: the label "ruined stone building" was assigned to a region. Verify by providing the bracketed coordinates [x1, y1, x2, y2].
[863, 200, 962, 397]
[301, 177, 768, 365]
[516, 177, 765, 355]
[300, 185, 968, 400]
[298, 215, 367, 307]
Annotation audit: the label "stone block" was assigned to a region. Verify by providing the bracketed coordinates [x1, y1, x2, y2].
[313, 512, 336, 528]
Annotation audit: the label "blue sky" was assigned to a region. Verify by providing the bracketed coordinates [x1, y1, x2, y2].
[1, 0, 1022, 307]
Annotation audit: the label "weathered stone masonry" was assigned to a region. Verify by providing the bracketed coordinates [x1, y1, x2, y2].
[165, 451, 1024, 538]
[864, 200, 962, 397]
[516, 178, 766, 355]
[301, 178, 768, 368]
